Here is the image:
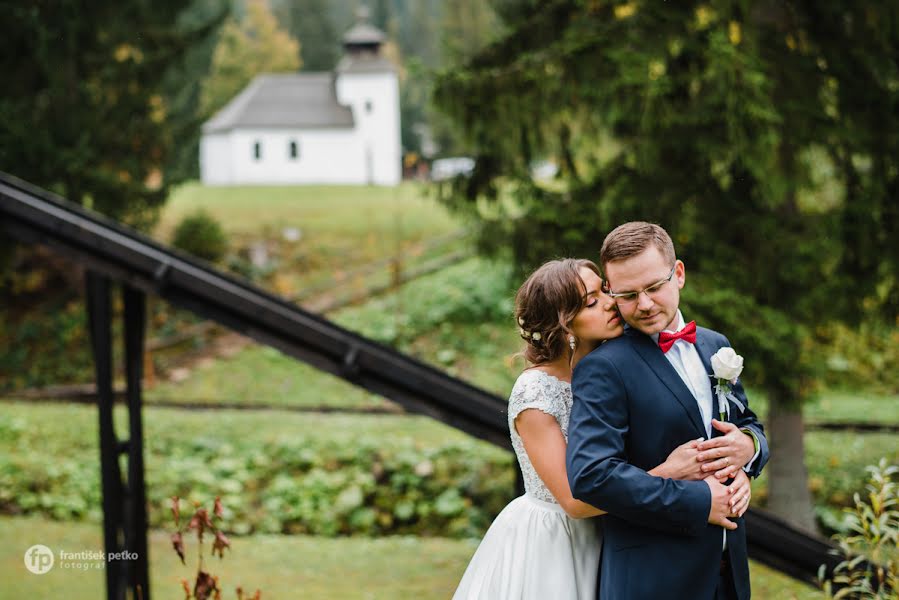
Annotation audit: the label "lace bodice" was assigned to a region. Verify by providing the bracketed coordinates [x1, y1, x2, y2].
[507, 369, 573, 504]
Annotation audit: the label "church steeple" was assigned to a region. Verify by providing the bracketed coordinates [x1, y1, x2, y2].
[342, 5, 386, 57]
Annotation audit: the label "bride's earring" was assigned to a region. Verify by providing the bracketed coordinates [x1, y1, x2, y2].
[569, 335, 576, 350]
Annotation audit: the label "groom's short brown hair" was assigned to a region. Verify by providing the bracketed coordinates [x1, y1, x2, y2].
[600, 222, 676, 268]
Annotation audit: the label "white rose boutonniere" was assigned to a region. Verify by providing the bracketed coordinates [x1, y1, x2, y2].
[710, 347, 746, 420]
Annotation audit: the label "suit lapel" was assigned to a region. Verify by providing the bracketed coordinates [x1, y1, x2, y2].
[628, 330, 707, 438]
[693, 328, 716, 381]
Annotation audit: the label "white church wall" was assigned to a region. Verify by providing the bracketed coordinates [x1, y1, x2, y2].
[336, 72, 402, 186]
[199, 134, 233, 185]
[223, 129, 366, 185]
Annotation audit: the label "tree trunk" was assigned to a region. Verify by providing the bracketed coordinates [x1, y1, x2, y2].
[766, 393, 819, 535]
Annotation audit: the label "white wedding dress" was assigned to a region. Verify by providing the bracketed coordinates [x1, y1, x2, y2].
[453, 369, 601, 600]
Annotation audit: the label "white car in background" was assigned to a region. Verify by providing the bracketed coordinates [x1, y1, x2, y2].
[430, 157, 475, 181]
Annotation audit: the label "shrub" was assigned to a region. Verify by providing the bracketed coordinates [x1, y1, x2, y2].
[172, 210, 229, 264]
[820, 459, 899, 599]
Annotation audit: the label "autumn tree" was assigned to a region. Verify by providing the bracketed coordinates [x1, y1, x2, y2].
[199, 0, 301, 119]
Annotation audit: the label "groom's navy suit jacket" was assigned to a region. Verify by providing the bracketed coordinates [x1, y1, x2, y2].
[566, 325, 768, 600]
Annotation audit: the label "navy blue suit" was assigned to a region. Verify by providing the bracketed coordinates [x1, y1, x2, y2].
[566, 325, 768, 600]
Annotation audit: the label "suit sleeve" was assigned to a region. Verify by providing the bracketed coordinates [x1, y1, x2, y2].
[721, 335, 769, 479]
[566, 351, 711, 537]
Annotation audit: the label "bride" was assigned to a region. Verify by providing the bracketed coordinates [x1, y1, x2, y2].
[453, 258, 752, 599]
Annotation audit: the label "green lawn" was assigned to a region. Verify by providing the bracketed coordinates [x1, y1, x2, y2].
[802, 389, 899, 424]
[0, 401, 474, 454]
[0, 515, 822, 600]
[154, 181, 459, 247]
[1, 515, 475, 599]
[747, 388, 899, 425]
[146, 345, 395, 411]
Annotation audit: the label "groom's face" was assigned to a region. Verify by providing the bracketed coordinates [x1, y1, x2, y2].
[604, 246, 685, 335]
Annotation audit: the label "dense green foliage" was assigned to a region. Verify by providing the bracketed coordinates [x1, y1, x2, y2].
[0, 0, 222, 229]
[159, 0, 230, 185]
[0, 294, 91, 391]
[0, 405, 513, 538]
[433, 0, 899, 401]
[171, 209, 229, 263]
[335, 259, 514, 347]
[275, 0, 339, 71]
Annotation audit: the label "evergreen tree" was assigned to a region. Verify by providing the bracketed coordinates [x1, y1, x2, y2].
[434, 0, 899, 532]
[0, 0, 222, 229]
[440, 0, 499, 64]
[162, 0, 230, 183]
[370, 0, 393, 33]
[277, 0, 340, 71]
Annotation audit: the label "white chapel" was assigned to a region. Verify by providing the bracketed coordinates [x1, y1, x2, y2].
[199, 9, 401, 186]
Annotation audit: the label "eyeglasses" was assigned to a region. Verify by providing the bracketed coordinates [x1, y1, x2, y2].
[607, 265, 676, 305]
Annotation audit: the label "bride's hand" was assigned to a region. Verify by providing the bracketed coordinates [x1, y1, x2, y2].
[727, 470, 752, 518]
[653, 438, 706, 481]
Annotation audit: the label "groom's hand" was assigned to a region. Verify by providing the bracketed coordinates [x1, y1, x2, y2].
[695, 420, 756, 480]
[705, 476, 738, 530]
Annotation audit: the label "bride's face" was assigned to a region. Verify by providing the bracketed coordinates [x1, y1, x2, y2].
[570, 267, 624, 343]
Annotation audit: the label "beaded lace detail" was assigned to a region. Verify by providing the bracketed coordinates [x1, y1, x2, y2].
[507, 369, 573, 504]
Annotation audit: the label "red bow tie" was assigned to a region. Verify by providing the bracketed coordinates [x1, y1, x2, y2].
[658, 320, 697, 353]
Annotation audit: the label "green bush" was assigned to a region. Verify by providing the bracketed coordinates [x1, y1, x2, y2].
[171, 209, 228, 264]
[820, 459, 899, 599]
[334, 258, 515, 346]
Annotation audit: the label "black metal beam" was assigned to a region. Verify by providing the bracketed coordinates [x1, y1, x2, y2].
[123, 284, 150, 600]
[86, 272, 127, 600]
[744, 508, 839, 586]
[85, 272, 150, 600]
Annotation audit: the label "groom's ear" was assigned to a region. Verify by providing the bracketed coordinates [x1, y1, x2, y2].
[674, 260, 686, 289]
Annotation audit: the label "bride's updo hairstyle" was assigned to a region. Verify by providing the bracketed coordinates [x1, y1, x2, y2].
[514, 258, 602, 365]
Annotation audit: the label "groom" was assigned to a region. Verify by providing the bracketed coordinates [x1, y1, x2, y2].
[566, 222, 769, 600]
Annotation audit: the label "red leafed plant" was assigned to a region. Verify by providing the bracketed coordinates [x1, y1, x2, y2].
[170, 496, 261, 600]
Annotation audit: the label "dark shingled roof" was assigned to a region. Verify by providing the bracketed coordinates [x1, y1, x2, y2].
[202, 73, 355, 133]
